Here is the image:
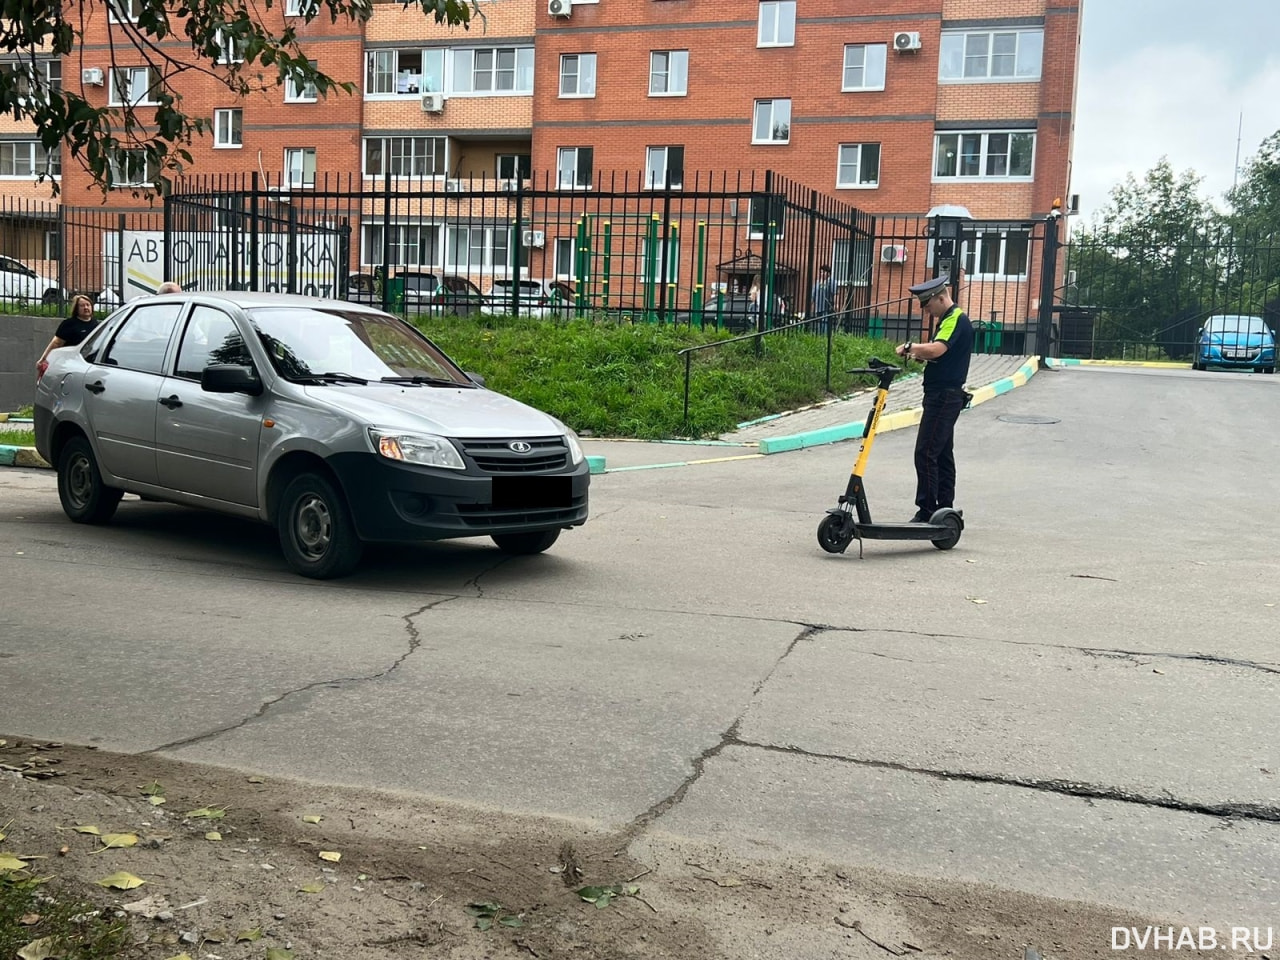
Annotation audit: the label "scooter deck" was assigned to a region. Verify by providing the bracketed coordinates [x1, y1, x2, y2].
[854, 522, 950, 541]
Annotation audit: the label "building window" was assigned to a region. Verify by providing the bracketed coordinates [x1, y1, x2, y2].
[361, 223, 442, 267]
[45, 230, 61, 261]
[842, 44, 886, 91]
[0, 61, 60, 101]
[446, 225, 510, 273]
[757, 1, 796, 47]
[557, 146, 593, 189]
[451, 47, 534, 95]
[109, 67, 158, 106]
[964, 229, 1031, 278]
[107, 0, 142, 23]
[107, 149, 152, 188]
[752, 98, 791, 144]
[645, 145, 684, 189]
[649, 50, 688, 96]
[940, 29, 1043, 81]
[747, 196, 785, 240]
[364, 48, 445, 96]
[213, 109, 242, 148]
[284, 147, 316, 188]
[832, 237, 872, 287]
[836, 143, 880, 188]
[643, 235, 680, 283]
[497, 154, 531, 180]
[284, 61, 318, 102]
[559, 53, 597, 97]
[554, 236, 591, 280]
[934, 131, 1035, 180]
[363, 136, 446, 177]
[284, 0, 319, 16]
[214, 30, 246, 65]
[0, 141, 59, 178]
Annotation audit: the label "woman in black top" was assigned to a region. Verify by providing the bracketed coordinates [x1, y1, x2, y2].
[37, 295, 98, 370]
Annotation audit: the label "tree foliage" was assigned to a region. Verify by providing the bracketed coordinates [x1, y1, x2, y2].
[0, 0, 476, 196]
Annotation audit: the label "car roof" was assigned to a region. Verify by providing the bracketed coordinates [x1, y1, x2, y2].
[145, 290, 389, 314]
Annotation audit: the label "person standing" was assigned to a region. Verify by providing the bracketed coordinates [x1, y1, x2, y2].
[36, 295, 99, 371]
[810, 264, 835, 333]
[895, 275, 974, 523]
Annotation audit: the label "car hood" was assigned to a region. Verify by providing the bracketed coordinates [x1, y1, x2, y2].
[1204, 332, 1273, 347]
[301, 383, 567, 438]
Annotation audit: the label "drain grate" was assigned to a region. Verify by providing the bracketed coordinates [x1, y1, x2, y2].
[997, 415, 1061, 424]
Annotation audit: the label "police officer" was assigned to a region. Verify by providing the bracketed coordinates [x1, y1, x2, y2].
[895, 275, 974, 523]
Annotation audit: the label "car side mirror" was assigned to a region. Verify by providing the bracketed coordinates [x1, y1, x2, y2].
[202, 363, 263, 396]
[466, 372, 486, 388]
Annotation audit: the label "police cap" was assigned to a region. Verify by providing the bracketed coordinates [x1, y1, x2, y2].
[908, 275, 950, 303]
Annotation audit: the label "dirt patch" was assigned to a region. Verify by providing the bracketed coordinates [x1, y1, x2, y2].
[0, 738, 1247, 959]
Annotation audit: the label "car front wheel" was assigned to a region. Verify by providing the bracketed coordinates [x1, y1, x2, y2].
[57, 436, 122, 524]
[277, 471, 363, 579]
[492, 529, 561, 555]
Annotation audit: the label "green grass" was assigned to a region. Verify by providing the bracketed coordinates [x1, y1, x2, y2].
[1, 873, 131, 959]
[2, 430, 36, 447]
[413, 315, 910, 439]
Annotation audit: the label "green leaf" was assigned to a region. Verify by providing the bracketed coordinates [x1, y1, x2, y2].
[498, 915, 524, 928]
[0, 854, 29, 872]
[139, 780, 165, 796]
[236, 927, 263, 942]
[99, 833, 139, 850]
[301, 815, 322, 824]
[476, 917, 492, 932]
[266, 950, 295, 960]
[17, 937, 58, 960]
[186, 807, 226, 820]
[575, 885, 609, 902]
[298, 881, 325, 894]
[96, 870, 146, 890]
[149, 796, 167, 806]
[73, 825, 101, 835]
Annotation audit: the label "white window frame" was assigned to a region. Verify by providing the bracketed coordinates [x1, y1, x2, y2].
[360, 221, 443, 268]
[964, 228, 1031, 280]
[939, 29, 1044, 82]
[285, 0, 319, 16]
[558, 53, 597, 98]
[362, 136, 447, 178]
[644, 145, 684, 190]
[842, 43, 886, 91]
[833, 237, 872, 287]
[643, 235, 681, 284]
[213, 108, 242, 149]
[747, 196, 785, 241]
[556, 146, 593, 190]
[836, 142, 880, 189]
[554, 236, 592, 281]
[107, 0, 142, 23]
[752, 98, 791, 144]
[496, 153, 530, 180]
[649, 50, 688, 97]
[109, 66, 158, 107]
[214, 30, 246, 65]
[450, 46, 535, 97]
[757, 1, 796, 47]
[284, 147, 317, 189]
[0, 140, 60, 179]
[284, 61, 318, 103]
[364, 48, 445, 97]
[446, 224, 511, 275]
[108, 149, 152, 189]
[933, 130, 1035, 181]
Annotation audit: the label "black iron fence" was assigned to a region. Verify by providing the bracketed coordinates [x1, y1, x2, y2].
[1061, 225, 1280, 362]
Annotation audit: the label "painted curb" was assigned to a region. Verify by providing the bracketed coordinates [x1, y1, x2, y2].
[0, 445, 50, 469]
[1047, 357, 1189, 369]
[758, 358, 1040, 455]
[586, 455, 607, 475]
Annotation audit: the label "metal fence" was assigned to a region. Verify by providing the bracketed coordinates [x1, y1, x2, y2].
[1061, 226, 1280, 361]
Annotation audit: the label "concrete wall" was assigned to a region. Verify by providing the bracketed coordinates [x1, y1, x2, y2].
[1, 315, 60, 412]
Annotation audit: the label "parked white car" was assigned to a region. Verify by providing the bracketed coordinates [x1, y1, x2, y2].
[0, 255, 63, 305]
[481, 279, 559, 318]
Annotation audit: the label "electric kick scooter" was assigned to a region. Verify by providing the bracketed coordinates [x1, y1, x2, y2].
[817, 357, 964, 557]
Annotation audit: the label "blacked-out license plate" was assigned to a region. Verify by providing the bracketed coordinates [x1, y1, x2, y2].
[491, 475, 572, 509]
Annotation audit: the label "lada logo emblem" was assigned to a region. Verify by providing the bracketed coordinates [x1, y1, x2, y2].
[508, 441, 532, 453]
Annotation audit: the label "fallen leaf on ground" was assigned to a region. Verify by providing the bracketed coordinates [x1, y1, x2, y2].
[318, 850, 341, 862]
[205, 831, 222, 842]
[163, 955, 194, 960]
[123, 894, 169, 917]
[0, 854, 29, 872]
[18, 913, 40, 925]
[247, 776, 265, 783]
[185, 807, 226, 820]
[302, 815, 322, 824]
[96, 870, 146, 890]
[298, 882, 325, 894]
[148, 796, 167, 806]
[73, 825, 101, 835]
[266, 950, 295, 960]
[17, 937, 57, 960]
[98, 833, 139, 850]
[139, 780, 164, 797]
[966, 597, 988, 604]
[236, 927, 263, 942]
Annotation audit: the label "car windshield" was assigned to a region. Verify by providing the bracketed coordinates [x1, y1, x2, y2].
[247, 306, 469, 384]
[493, 281, 544, 295]
[1206, 316, 1268, 334]
[400, 274, 438, 292]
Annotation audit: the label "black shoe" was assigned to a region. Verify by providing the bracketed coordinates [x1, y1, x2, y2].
[908, 512, 932, 524]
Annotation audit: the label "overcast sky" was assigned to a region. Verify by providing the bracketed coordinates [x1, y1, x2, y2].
[1072, 0, 1280, 223]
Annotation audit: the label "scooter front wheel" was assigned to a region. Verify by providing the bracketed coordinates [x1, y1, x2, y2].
[817, 512, 855, 554]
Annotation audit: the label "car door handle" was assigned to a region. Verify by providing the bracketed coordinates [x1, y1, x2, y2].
[158, 395, 183, 409]
[85, 380, 105, 394]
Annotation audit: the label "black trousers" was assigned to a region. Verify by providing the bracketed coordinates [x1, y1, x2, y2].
[914, 389, 967, 516]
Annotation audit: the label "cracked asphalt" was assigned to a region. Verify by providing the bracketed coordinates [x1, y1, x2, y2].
[2, 363, 1278, 931]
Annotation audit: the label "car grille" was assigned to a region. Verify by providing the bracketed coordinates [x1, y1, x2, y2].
[459, 437, 569, 473]
[455, 499, 586, 527]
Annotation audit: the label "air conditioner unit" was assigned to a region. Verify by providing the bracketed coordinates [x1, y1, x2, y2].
[500, 179, 521, 193]
[420, 92, 444, 113]
[548, 0, 572, 16]
[521, 229, 546, 248]
[880, 244, 909, 264]
[81, 67, 105, 86]
[443, 178, 464, 194]
[893, 31, 922, 52]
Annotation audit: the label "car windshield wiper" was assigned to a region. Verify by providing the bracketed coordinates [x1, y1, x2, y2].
[293, 371, 369, 385]
[380, 375, 468, 387]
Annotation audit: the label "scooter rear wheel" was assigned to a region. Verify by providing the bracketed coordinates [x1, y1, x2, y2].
[817, 513, 855, 554]
[932, 512, 963, 550]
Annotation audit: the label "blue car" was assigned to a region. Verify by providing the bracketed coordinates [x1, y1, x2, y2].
[1193, 315, 1276, 373]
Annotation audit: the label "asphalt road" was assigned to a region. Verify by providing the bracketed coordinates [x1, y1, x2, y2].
[2, 364, 1277, 930]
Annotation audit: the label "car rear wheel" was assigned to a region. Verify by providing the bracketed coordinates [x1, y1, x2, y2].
[57, 436, 123, 524]
[277, 471, 363, 579]
[492, 529, 561, 555]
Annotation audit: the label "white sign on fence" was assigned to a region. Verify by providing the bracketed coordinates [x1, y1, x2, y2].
[104, 230, 341, 301]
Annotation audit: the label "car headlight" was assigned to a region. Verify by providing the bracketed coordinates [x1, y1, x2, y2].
[550, 418, 585, 465]
[368, 428, 465, 470]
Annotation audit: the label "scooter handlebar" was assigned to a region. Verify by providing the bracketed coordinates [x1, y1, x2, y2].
[847, 358, 902, 376]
